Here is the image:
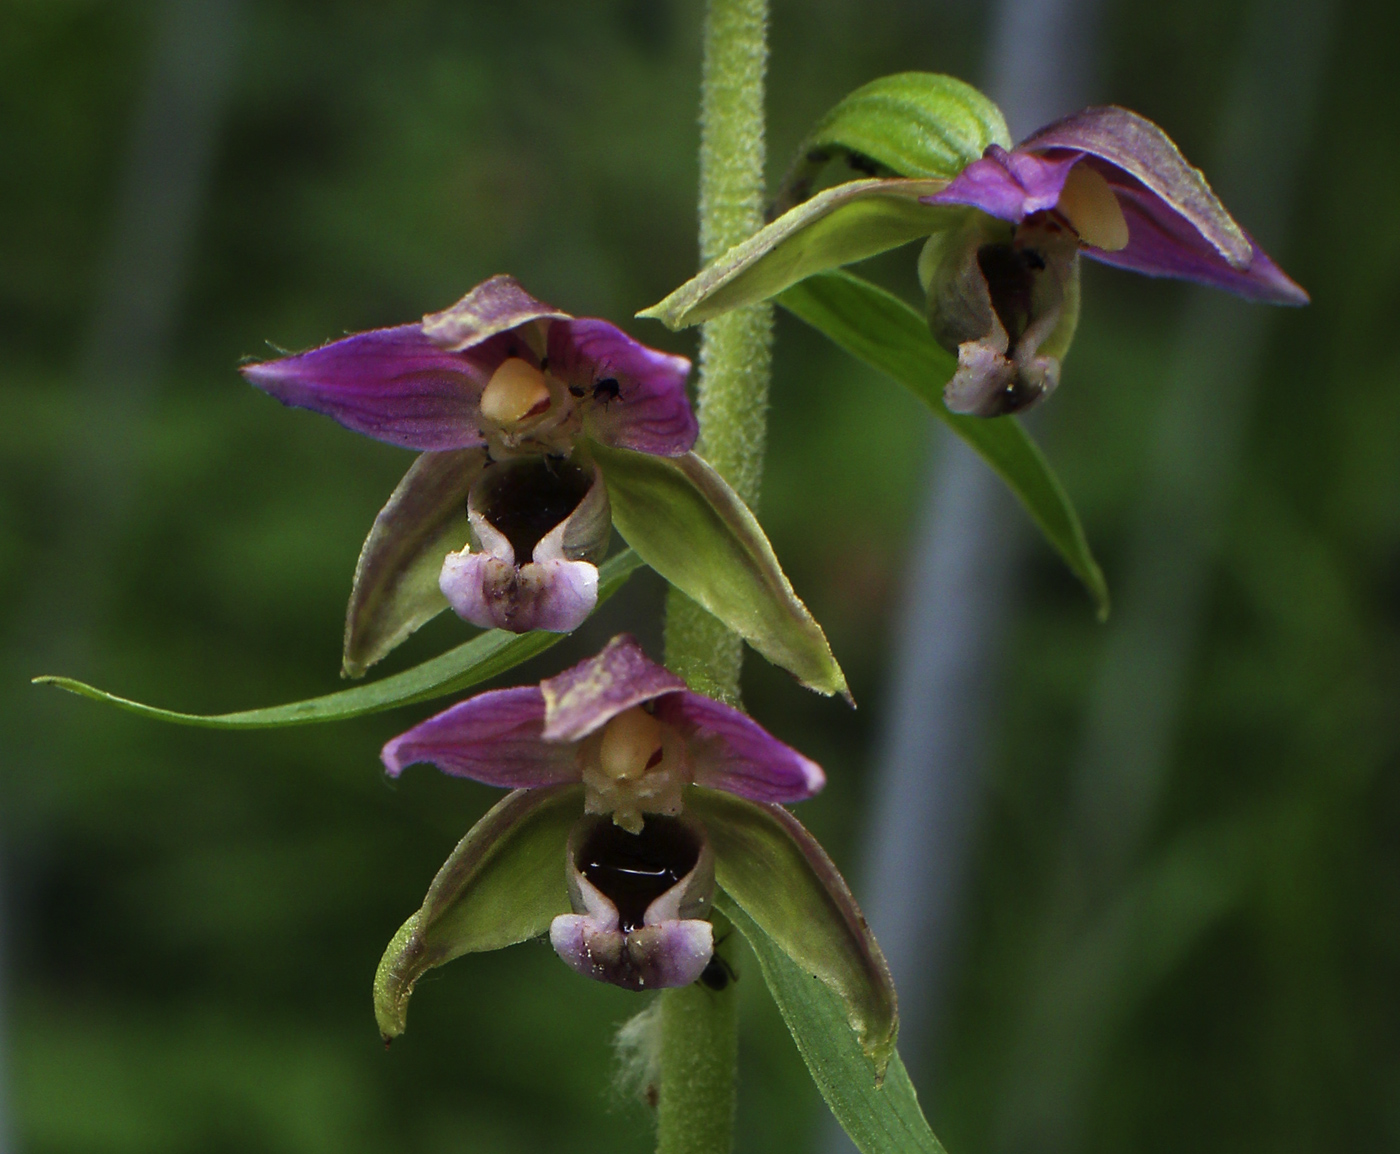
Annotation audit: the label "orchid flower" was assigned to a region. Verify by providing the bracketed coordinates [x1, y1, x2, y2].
[380, 634, 824, 990]
[918, 105, 1308, 415]
[242, 276, 696, 670]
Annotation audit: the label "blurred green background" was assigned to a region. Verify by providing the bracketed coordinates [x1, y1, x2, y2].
[1, 1, 1396, 1152]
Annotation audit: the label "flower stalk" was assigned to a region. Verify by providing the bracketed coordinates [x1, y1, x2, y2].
[657, 0, 770, 1150]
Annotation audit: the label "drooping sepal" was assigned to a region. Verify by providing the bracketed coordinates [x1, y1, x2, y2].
[373, 784, 582, 1040]
[687, 788, 897, 1076]
[591, 445, 849, 700]
[342, 448, 486, 677]
[773, 72, 1010, 215]
[639, 179, 952, 330]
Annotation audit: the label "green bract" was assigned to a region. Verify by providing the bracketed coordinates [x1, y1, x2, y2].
[773, 71, 1011, 213]
[778, 270, 1107, 616]
[592, 444, 850, 700]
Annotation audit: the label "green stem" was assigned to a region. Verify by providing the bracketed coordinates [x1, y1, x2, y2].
[662, 0, 773, 709]
[656, 1, 770, 1152]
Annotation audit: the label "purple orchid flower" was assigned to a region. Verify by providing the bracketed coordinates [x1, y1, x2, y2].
[381, 634, 825, 990]
[240, 276, 697, 664]
[918, 105, 1307, 417]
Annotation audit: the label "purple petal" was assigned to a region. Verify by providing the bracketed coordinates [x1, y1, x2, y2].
[1082, 185, 1309, 303]
[242, 324, 486, 451]
[548, 319, 697, 456]
[653, 691, 826, 804]
[921, 144, 1081, 223]
[380, 686, 579, 787]
[540, 634, 686, 744]
[421, 275, 570, 353]
[439, 551, 598, 634]
[549, 914, 713, 991]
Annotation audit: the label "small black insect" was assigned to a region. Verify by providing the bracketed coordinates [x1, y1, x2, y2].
[592, 377, 622, 406]
[699, 953, 737, 992]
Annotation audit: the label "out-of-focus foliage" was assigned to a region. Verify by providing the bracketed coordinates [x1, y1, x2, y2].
[0, 2, 1395, 1154]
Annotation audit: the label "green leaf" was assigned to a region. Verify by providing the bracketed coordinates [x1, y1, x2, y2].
[774, 72, 1010, 214]
[719, 897, 945, 1154]
[32, 550, 645, 728]
[639, 178, 953, 331]
[777, 271, 1109, 617]
[342, 448, 485, 678]
[592, 445, 849, 699]
[375, 785, 581, 1039]
[688, 789, 895, 1073]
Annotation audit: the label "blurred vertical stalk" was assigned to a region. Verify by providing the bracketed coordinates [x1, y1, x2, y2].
[657, 1, 771, 1151]
[1, 2, 243, 1145]
[828, 0, 1102, 1131]
[992, 3, 1332, 1152]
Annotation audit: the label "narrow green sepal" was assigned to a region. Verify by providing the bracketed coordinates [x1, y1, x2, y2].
[640, 179, 953, 330]
[592, 444, 849, 700]
[773, 72, 1010, 214]
[343, 448, 485, 678]
[687, 788, 895, 1075]
[777, 271, 1108, 618]
[33, 551, 646, 728]
[374, 784, 583, 1040]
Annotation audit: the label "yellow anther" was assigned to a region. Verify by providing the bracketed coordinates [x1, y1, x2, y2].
[599, 707, 666, 783]
[480, 357, 551, 427]
[1056, 163, 1129, 252]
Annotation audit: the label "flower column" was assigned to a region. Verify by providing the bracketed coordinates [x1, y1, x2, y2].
[657, 0, 771, 1152]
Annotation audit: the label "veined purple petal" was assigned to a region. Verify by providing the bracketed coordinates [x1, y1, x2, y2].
[540, 634, 686, 744]
[654, 691, 826, 804]
[549, 320, 697, 456]
[422, 274, 570, 353]
[438, 552, 598, 634]
[242, 324, 486, 451]
[1083, 184, 1309, 303]
[380, 686, 579, 787]
[922, 144, 1080, 223]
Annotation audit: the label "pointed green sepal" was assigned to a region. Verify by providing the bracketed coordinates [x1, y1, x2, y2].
[777, 270, 1108, 617]
[33, 551, 646, 728]
[343, 448, 486, 678]
[773, 72, 1010, 214]
[639, 178, 952, 331]
[592, 444, 849, 700]
[687, 788, 895, 1075]
[374, 784, 583, 1040]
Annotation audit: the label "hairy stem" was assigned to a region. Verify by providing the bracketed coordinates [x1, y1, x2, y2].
[662, 0, 773, 709]
[656, 2, 770, 1152]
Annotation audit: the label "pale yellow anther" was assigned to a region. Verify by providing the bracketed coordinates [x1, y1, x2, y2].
[1056, 163, 1129, 252]
[480, 357, 551, 427]
[599, 707, 666, 783]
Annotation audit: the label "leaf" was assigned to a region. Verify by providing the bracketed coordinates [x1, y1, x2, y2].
[639, 179, 953, 331]
[719, 898, 946, 1154]
[32, 551, 645, 728]
[592, 444, 849, 700]
[777, 271, 1109, 617]
[375, 785, 581, 1039]
[688, 789, 895, 1073]
[343, 448, 485, 678]
[774, 72, 1010, 214]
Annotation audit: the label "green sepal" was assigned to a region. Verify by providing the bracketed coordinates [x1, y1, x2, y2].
[773, 72, 1010, 214]
[32, 551, 645, 728]
[639, 179, 953, 331]
[777, 271, 1109, 618]
[687, 788, 895, 1074]
[374, 784, 583, 1040]
[721, 899, 945, 1154]
[591, 444, 849, 700]
[343, 448, 485, 678]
